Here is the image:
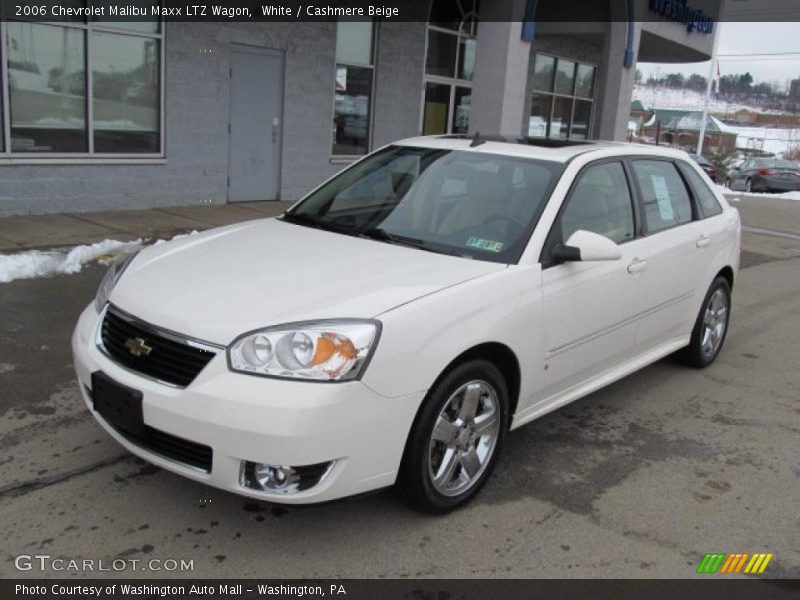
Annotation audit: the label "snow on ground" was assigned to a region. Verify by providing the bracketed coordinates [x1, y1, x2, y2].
[0, 231, 198, 285]
[633, 85, 758, 115]
[716, 184, 800, 202]
[633, 85, 800, 157]
[720, 124, 800, 156]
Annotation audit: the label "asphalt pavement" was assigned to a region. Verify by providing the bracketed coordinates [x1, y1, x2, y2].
[0, 195, 798, 579]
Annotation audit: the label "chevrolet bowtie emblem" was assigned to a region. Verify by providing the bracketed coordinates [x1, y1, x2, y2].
[125, 337, 153, 357]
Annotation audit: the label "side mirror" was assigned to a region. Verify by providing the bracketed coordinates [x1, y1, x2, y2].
[552, 230, 622, 262]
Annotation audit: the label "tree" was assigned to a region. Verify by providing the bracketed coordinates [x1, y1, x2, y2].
[687, 74, 707, 93]
[665, 73, 685, 88]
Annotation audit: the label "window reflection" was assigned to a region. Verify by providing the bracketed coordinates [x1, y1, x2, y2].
[333, 65, 372, 155]
[7, 22, 87, 152]
[92, 32, 160, 153]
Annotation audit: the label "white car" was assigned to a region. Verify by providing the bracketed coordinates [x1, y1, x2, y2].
[73, 136, 740, 512]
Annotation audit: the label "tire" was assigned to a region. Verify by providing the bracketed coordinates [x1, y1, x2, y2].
[745, 178, 753, 193]
[678, 276, 732, 368]
[398, 359, 510, 513]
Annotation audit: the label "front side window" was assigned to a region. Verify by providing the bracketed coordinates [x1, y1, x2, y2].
[283, 145, 563, 264]
[333, 20, 375, 156]
[560, 162, 635, 245]
[529, 54, 595, 140]
[2, 18, 162, 157]
[632, 160, 693, 233]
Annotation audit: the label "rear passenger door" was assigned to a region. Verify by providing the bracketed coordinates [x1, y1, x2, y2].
[628, 159, 707, 353]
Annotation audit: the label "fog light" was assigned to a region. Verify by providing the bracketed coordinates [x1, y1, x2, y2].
[241, 460, 334, 495]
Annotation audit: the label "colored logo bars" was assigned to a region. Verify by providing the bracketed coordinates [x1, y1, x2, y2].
[697, 553, 773, 574]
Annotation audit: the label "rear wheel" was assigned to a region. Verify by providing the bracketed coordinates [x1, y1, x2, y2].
[679, 277, 731, 368]
[398, 359, 509, 513]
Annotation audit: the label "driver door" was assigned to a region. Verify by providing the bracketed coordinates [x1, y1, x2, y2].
[536, 160, 652, 402]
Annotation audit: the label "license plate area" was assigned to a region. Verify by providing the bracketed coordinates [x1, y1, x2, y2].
[91, 371, 145, 438]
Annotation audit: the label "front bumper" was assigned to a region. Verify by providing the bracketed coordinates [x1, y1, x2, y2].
[72, 304, 424, 504]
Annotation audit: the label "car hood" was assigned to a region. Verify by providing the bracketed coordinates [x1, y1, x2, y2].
[110, 218, 504, 345]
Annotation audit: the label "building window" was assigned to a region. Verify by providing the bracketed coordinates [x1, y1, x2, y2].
[529, 54, 595, 140]
[1, 16, 162, 158]
[421, 0, 478, 135]
[333, 20, 375, 156]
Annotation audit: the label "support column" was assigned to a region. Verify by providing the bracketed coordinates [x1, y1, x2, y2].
[469, 20, 531, 137]
[595, 21, 641, 140]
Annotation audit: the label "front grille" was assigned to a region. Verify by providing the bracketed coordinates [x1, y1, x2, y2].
[100, 305, 218, 387]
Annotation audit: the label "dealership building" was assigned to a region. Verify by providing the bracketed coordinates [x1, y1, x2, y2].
[0, 0, 721, 216]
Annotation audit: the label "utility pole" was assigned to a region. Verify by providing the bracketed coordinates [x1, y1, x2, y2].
[697, 12, 723, 157]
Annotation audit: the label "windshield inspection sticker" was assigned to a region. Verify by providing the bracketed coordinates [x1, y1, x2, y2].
[651, 175, 675, 220]
[466, 237, 504, 252]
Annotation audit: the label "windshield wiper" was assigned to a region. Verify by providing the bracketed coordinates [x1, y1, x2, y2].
[358, 227, 426, 246]
[280, 212, 352, 235]
[359, 228, 462, 257]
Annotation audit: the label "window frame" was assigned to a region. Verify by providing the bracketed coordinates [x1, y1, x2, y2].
[331, 19, 377, 160]
[0, 17, 165, 163]
[529, 52, 597, 141]
[540, 158, 640, 269]
[419, 3, 478, 136]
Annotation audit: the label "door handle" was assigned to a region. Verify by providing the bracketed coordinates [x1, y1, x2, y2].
[696, 234, 710, 248]
[272, 117, 280, 143]
[627, 258, 648, 274]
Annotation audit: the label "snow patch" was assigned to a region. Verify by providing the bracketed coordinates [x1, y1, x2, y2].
[718, 185, 800, 201]
[0, 231, 199, 285]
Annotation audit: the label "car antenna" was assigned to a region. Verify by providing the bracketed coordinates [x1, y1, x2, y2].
[470, 131, 485, 147]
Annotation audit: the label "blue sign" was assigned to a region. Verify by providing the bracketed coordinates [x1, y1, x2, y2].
[649, 0, 715, 34]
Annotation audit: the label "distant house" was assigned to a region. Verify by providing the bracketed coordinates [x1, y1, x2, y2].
[628, 100, 651, 138]
[640, 108, 737, 155]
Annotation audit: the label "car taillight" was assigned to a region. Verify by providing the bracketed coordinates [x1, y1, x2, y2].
[757, 168, 772, 176]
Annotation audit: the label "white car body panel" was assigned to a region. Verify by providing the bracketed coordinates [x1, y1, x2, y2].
[73, 137, 741, 504]
[111, 218, 503, 345]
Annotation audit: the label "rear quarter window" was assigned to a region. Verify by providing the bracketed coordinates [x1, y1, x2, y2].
[678, 162, 723, 218]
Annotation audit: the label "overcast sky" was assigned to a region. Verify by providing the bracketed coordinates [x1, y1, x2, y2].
[638, 22, 800, 88]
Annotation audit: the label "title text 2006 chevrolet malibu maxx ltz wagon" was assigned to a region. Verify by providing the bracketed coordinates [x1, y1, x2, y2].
[73, 136, 740, 512]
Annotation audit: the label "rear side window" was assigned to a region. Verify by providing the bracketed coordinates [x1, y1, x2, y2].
[560, 162, 635, 244]
[678, 162, 723, 218]
[631, 160, 693, 233]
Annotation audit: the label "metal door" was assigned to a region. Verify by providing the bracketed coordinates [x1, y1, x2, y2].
[227, 45, 283, 201]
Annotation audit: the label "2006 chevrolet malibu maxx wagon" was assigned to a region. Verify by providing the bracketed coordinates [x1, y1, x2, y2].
[73, 136, 741, 512]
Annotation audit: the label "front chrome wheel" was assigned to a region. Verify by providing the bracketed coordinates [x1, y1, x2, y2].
[701, 288, 728, 359]
[427, 380, 501, 497]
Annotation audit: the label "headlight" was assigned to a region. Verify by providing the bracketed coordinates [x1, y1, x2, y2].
[94, 251, 139, 312]
[228, 320, 380, 382]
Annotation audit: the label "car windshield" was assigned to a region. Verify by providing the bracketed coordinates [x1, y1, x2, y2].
[282, 145, 563, 263]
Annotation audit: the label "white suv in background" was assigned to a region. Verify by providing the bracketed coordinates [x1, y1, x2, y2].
[73, 136, 740, 512]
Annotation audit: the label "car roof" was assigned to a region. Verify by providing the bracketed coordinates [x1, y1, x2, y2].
[393, 134, 691, 164]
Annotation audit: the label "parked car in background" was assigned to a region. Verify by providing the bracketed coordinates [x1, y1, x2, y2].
[689, 154, 717, 182]
[725, 157, 800, 193]
[74, 137, 741, 512]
